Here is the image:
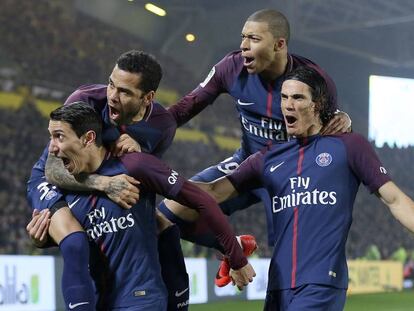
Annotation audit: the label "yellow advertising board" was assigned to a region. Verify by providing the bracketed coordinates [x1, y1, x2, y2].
[348, 260, 403, 295]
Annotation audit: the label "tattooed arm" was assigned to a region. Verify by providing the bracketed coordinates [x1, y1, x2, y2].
[45, 154, 140, 209]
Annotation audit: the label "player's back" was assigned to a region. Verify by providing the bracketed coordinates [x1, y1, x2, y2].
[65, 84, 176, 157]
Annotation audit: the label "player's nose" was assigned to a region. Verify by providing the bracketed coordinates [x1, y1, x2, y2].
[48, 140, 59, 154]
[240, 38, 249, 51]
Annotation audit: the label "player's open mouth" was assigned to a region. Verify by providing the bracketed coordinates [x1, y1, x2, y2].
[243, 57, 255, 67]
[109, 105, 120, 120]
[285, 115, 297, 125]
[62, 157, 71, 168]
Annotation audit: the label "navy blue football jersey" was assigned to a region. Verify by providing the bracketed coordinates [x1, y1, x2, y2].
[228, 133, 391, 290]
[170, 50, 337, 157]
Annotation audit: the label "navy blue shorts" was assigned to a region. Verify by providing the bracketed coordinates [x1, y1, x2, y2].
[264, 284, 346, 311]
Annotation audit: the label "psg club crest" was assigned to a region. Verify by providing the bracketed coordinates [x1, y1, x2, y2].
[316, 152, 332, 167]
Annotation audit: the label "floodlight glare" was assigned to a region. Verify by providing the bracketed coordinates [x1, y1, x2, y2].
[185, 33, 196, 42]
[145, 3, 166, 16]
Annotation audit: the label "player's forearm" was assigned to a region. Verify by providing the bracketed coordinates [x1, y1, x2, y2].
[169, 92, 214, 127]
[379, 182, 414, 233]
[45, 154, 105, 192]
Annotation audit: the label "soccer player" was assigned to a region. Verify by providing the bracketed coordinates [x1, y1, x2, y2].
[41, 102, 255, 310]
[26, 50, 184, 310]
[159, 8, 351, 286]
[178, 66, 414, 310]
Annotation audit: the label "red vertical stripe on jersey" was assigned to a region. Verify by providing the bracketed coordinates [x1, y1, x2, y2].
[291, 207, 299, 287]
[266, 84, 273, 117]
[266, 84, 273, 148]
[291, 141, 306, 288]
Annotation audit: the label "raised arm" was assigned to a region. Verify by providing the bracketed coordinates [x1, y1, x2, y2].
[169, 52, 240, 126]
[377, 181, 414, 232]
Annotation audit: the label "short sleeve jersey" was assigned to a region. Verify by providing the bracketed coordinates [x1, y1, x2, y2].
[228, 133, 390, 290]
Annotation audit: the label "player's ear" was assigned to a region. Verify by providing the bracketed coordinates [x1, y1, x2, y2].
[83, 130, 96, 146]
[274, 38, 287, 51]
[142, 90, 155, 106]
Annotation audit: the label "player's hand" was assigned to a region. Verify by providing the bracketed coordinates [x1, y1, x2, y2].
[320, 111, 352, 135]
[26, 209, 51, 247]
[111, 134, 141, 157]
[101, 174, 141, 209]
[230, 262, 256, 290]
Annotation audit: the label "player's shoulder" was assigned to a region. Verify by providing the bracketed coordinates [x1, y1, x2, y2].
[64, 84, 107, 106]
[334, 132, 367, 142]
[148, 101, 170, 117]
[329, 132, 371, 150]
[289, 53, 318, 68]
[121, 152, 162, 173]
[146, 101, 176, 128]
[217, 50, 244, 72]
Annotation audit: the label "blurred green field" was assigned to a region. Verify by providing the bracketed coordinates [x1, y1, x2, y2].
[190, 291, 414, 310]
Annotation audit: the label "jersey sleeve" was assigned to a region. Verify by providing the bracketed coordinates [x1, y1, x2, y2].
[168, 51, 243, 127]
[173, 181, 247, 270]
[121, 153, 185, 197]
[26, 145, 66, 211]
[227, 151, 264, 193]
[121, 152, 247, 269]
[341, 133, 391, 193]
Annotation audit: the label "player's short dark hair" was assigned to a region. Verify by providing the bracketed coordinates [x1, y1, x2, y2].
[284, 66, 335, 126]
[116, 50, 162, 94]
[50, 102, 103, 146]
[247, 9, 290, 44]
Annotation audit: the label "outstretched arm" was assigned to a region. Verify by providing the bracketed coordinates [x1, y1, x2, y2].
[377, 181, 414, 232]
[163, 176, 238, 222]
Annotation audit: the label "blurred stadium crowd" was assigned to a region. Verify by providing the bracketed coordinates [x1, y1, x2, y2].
[1, 0, 414, 265]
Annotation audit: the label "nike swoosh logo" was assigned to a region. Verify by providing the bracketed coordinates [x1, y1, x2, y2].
[68, 198, 80, 209]
[237, 99, 255, 106]
[68, 302, 90, 309]
[270, 161, 284, 173]
[175, 287, 189, 297]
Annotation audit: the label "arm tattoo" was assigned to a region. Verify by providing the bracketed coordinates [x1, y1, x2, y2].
[45, 154, 102, 191]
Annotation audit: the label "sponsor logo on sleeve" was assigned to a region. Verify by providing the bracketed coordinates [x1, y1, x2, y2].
[200, 67, 216, 88]
[168, 170, 179, 185]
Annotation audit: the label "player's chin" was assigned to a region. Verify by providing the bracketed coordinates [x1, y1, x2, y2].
[245, 66, 257, 74]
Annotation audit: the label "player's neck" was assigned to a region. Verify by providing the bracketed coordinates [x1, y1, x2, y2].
[131, 105, 150, 123]
[260, 53, 288, 82]
[86, 146, 108, 173]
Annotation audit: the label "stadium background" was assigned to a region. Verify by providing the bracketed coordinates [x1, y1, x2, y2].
[1, 0, 414, 309]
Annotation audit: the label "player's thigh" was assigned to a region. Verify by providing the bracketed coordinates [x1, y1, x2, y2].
[191, 154, 260, 215]
[264, 285, 346, 311]
[113, 299, 167, 310]
[49, 206, 84, 244]
[288, 284, 346, 311]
